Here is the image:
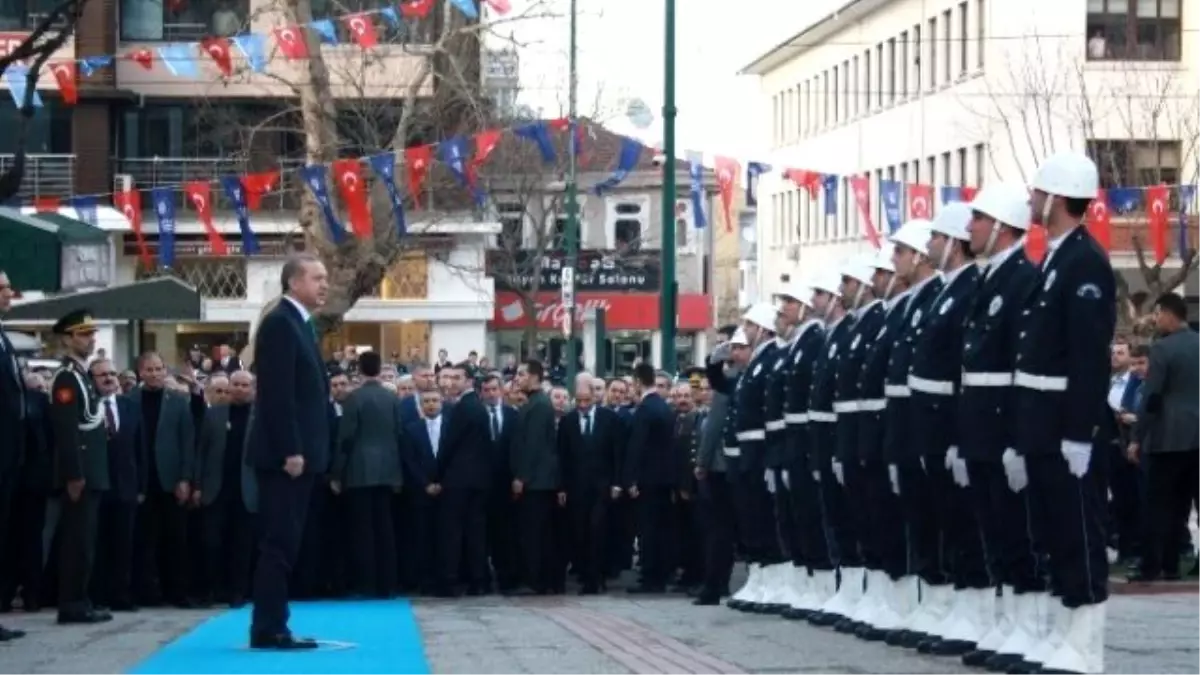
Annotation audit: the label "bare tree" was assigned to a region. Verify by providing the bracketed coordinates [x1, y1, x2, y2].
[0, 0, 88, 202]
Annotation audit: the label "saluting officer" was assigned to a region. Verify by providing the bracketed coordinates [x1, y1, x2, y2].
[725, 302, 781, 612]
[1008, 152, 1114, 675]
[852, 248, 911, 642]
[48, 309, 112, 625]
[804, 268, 857, 628]
[956, 182, 1044, 670]
[880, 219, 943, 648]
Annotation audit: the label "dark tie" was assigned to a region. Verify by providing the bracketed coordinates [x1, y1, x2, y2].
[490, 407, 500, 440]
[583, 411, 592, 437]
[103, 399, 116, 437]
[306, 317, 319, 342]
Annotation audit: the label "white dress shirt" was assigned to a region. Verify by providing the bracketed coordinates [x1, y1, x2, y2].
[282, 294, 311, 323]
[426, 414, 442, 457]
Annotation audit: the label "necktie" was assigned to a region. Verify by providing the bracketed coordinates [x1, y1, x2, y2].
[583, 411, 592, 437]
[490, 407, 500, 440]
[306, 317, 319, 342]
[103, 399, 116, 436]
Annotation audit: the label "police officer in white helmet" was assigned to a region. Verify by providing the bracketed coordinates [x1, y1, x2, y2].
[1008, 152, 1114, 675]
[957, 183, 1044, 670]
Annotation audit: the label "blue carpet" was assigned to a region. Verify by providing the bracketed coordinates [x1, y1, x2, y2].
[129, 600, 430, 674]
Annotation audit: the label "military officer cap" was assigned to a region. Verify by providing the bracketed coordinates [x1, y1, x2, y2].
[684, 366, 705, 385]
[52, 309, 97, 336]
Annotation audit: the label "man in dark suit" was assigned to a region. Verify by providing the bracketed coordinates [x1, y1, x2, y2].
[624, 362, 680, 593]
[89, 359, 143, 612]
[558, 376, 622, 594]
[331, 351, 404, 598]
[217, 344, 242, 373]
[511, 360, 560, 594]
[246, 254, 330, 650]
[128, 352, 196, 608]
[0, 269, 28, 640]
[3, 375, 52, 614]
[434, 362, 491, 595]
[401, 388, 447, 593]
[481, 374, 519, 593]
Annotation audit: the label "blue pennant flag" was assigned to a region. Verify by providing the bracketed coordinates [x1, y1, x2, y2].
[822, 174, 839, 217]
[157, 44, 199, 78]
[1108, 187, 1141, 214]
[368, 152, 408, 238]
[1179, 184, 1195, 260]
[746, 161, 770, 207]
[591, 136, 643, 195]
[940, 185, 962, 204]
[4, 64, 42, 108]
[299, 165, 346, 243]
[78, 55, 113, 77]
[449, 0, 479, 19]
[514, 121, 556, 164]
[232, 34, 268, 73]
[150, 187, 177, 268]
[310, 19, 338, 44]
[880, 180, 903, 233]
[380, 7, 401, 27]
[67, 196, 98, 225]
[687, 152, 707, 229]
[438, 136, 486, 205]
[219, 176, 260, 255]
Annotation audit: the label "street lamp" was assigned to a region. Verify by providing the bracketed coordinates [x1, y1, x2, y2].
[564, 0, 580, 386]
[659, 0, 678, 375]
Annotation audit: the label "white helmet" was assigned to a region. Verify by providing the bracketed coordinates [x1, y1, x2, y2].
[777, 280, 815, 308]
[840, 255, 875, 286]
[890, 218, 933, 254]
[742, 302, 778, 330]
[809, 269, 842, 297]
[931, 201, 972, 241]
[868, 247, 894, 273]
[730, 327, 749, 346]
[1031, 152, 1099, 199]
[970, 182, 1032, 230]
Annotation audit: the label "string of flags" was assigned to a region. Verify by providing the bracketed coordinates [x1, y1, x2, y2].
[4, 0, 512, 108]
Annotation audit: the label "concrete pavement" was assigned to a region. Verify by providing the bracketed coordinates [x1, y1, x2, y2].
[0, 592, 1195, 673]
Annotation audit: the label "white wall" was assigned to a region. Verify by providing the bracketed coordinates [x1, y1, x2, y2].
[431, 321, 488, 363]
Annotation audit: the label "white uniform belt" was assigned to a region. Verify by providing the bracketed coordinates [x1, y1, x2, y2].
[785, 412, 809, 424]
[962, 371, 1014, 387]
[765, 419, 786, 432]
[908, 374, 955, 396]
[808, 410, 837, 423]
[858, 398, 887, 412]
[884, 384, 911, 398]
[736, 429, 766, 441]
[832, 400, 860, 413]
[1014, 370, 1068, 392]
[723, 446, 741, 457]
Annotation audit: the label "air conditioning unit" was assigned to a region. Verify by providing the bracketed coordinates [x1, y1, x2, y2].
[786, 243, 801, 261]
[113, 173, 133, 193]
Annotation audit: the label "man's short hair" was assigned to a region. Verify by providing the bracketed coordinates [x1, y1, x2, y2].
[482, 373, 501, 387]
[358, 350, 382, 377]
[1155, 292, 1187, 321]
[280, 253, 320, 294]
[523, 359, 544, 382]
[1129, 344, 1150, 359]
[633, 362, 656, 387]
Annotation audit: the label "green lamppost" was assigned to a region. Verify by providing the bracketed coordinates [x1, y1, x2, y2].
[658, 0, 678, 375]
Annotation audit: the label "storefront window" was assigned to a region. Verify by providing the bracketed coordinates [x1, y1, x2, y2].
[120, 0, 250, 42]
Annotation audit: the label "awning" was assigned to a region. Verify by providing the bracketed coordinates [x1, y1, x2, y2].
[2, 330, 42, 352]
[0, 207, 61, 292]
[30, 212, 109, 243]
[4, 276, 203, 322]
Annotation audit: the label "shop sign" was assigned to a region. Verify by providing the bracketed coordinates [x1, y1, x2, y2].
[493, 291, 710, 331]
[488, 250, 660, 292]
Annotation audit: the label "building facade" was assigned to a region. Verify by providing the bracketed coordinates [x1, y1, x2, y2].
[743, 0, 1197, 298]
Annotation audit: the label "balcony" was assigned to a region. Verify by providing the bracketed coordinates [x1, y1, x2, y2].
[0, 154, 74, 201]
[138, 258, 248, 299]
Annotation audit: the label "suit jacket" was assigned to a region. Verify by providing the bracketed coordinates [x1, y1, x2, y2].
[698, 360, 737, 473]
[437, 389, 490, 490]
[247, 298, 331, 474]
[558, 406, 622, 496]
[511, 390, 560, 490]
[218, 355, 242, 373]
[195, 403, 248, 506]
[623, 392, 677, 488]
[484, 402, 518, 491]
[20, 390, 54, 492]
[399, 394, 421, 425]
[0, 328, 27, 475]
[334, 380, 405, 489]
[127, 386, 196, 492]
[105, 394, 144, 503]
[1136, 327, 1200, 454]
[402, 415, 443, 489]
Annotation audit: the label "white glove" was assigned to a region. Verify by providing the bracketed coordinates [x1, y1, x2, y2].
[919, 455, 926, 471]
[831, 460, 844, 486]
[781, 470, 790, 490]
[1062, 440, 1091, 478]
[764, 469, 776, 494]
[950, 448, 970, 487]
[945, 446, 959, 470]
[888, 464, 900, 495]
[812, 470, 820, 482]
[1001, 448, 1028, 493]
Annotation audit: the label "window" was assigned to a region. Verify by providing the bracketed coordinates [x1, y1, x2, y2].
[912, 160, 920, 184]
[796, 84, 803, 138]
[942, 151, 952, 185]
[887, 38, 897, 104]
[928, 17, 938, 88]
[832, 67, 840, 123]
[957, 148, 968, 185]
[0, 0, 68, 29]
[606, 196, 649, 252]
[495, 202, 525, 249]
[899, 32, 909, 98]
[875, 43, 884, 107]
[1086, 0, 1181, 61]
[975, 143, 987, 186]
[976, 0, 986, 68]
[942, 10, 952, 82]
[822, 72, 829, 126]
[1089, 139, 1181, 205]
[842, 61, 849, 121]
[852, 55, 860, 116]
[926, 156, 936, 187]
[914, 25, 922, 92]
[864, 49, 872, 111]
[120, 0, 250, 41]
[959, 2, 969, 75]
[0, 99, 71, 155]
[803, 81, 811, 135]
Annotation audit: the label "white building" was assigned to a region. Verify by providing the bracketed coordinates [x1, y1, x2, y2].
[742, 0, 1197, 293]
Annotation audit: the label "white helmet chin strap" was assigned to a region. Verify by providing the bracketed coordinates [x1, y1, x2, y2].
[983, 221, 1001, 258]
[1039, 195, 1054, 229]
[851, 284, 866, 309]
[938, 240, 954, 270]
[882, 274, 897, 299]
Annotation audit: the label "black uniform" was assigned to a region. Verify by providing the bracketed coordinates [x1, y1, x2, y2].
[959, 246, 1044, 595]
[763, 337, 795, 563]
[806, 315, 854, 567]
[857, 292, 912, 581]
[783, 321, 825, 575]
[733, 341, 783, 565]
[1013, 226, 1114, 608]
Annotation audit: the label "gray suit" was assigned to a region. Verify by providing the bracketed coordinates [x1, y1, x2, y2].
[1136, 328, 1200, 454]
[511, 391, 559, 490]
[129, 387, 195, 492]
[333, 380, 405, 489]
[698, 366, 739, 474]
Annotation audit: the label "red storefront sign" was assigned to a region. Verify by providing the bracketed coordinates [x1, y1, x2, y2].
[492, 292, 710, 331]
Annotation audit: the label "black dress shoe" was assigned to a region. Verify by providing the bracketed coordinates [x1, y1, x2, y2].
[57, 609, 113, 625]
[808, 610, 841, 627]
[249, 632, 319, 650]
[855, 624, 886, 641]
[692, 593, 721, 606]
[1004, 658, 1042, 674]
[781, 607, 811, 620]
[962, 648, 995, 667]
[0, 626, 26, 641]
[916, 636, 943, 653]
[983, 652, 1023, 672]
[930, 638, 975, 656]
[579, 585, 600, 596]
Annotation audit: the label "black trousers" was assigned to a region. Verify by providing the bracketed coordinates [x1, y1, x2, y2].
[2, 488, 47, 608]
[769, 467, 797, 561]
[826, 459, 865, 568]
[1139, 451, 1199, 578]
[569, 489, 609, 587]
[397, 490, 437, 592]
[437, 487, 488, 589]
[135, 488, 191, 605]
[872, 461, 910, 580]
[900, 452, 953, 586]
[947, 478, 990, 590]
[604, 497, 635, 577]
[892, 457, 928, 580]
[784, 456, 828, 571]
[731, 462, 784, 564]
[58, 490, 101, 615]
[518, 490, 557, 591]
[858, 460, 889, 571]
[292, 479, 330, 598]
[251, 470, 314, 636]
[202, 490, 255, 603]
[345, 486, 397, 597]
[967, 460, 1046, 593]
[636, 487, 674, 587]
[673, 490, 703, 586]
[1108, 442, 1143, 558]
[0, 469, 17, 607]
[1027, 452, 1108, 608]
[93, 497, 137, 607]
[699, 472, 735, 594]
[486, 489, 520, 591]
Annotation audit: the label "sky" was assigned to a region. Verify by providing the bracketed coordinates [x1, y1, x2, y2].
[497, 0, 844, 162]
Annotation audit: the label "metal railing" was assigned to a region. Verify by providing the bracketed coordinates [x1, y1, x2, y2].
[139, 259, 248, 299]
[0, 154, 75, 200]
[116, 157, 306, 211]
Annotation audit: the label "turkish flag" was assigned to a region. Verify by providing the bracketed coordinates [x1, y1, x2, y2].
[1086, 189, 1112, 252]
[849, 175, 881, 249]
[241, 171, 279, 210]
[714, 156, 740, 232]
[33, 196, 59, 212]
[467, 128, 502, 186]
[200, 37, 233, 76]
[1025, 224, 1048, 264]
[48, 61, 77, 105]
[129, 48, 154, 70]
[908, 183, 934, 219]
[332, 159, 373, 238]
[1146, 184, 1170, 264]
[344, 13, 378, 49]
[400, 0, 435, 18]
[784, 169, 821, 197]
[114, 189, 153, 268]
[405, 144, 434, 208]
[183, 181, 229, 255]
[274, 25, 309, 60]
[961, 186, 978, 202]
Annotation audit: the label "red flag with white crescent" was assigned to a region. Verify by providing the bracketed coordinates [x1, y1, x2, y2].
[713, 156, 739, 232]
[784, 169, 821, 197]
[849, 175, 881, 249]
[129, 48, 154, 70]
[332, 159, 373, 238]
[184, 181, 229, 255]
[274, 25, 309, 59]
[400, 0, 435, 18]
[961, 186, 978, 202]
[34, 196, 60, 212]
[907, 183, 933, 219]
[49, 61, 77, 105]
[1086, 189, 1112, 253]
[114, 188, 153, 268]
[200, 37, 233, 76]
[405, 144, 434, 208]
[1146, 184, 1170, 264]
[343, 13, 378, 49]
[467, 129, 502, 186]
[241, 170, 280, 210]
